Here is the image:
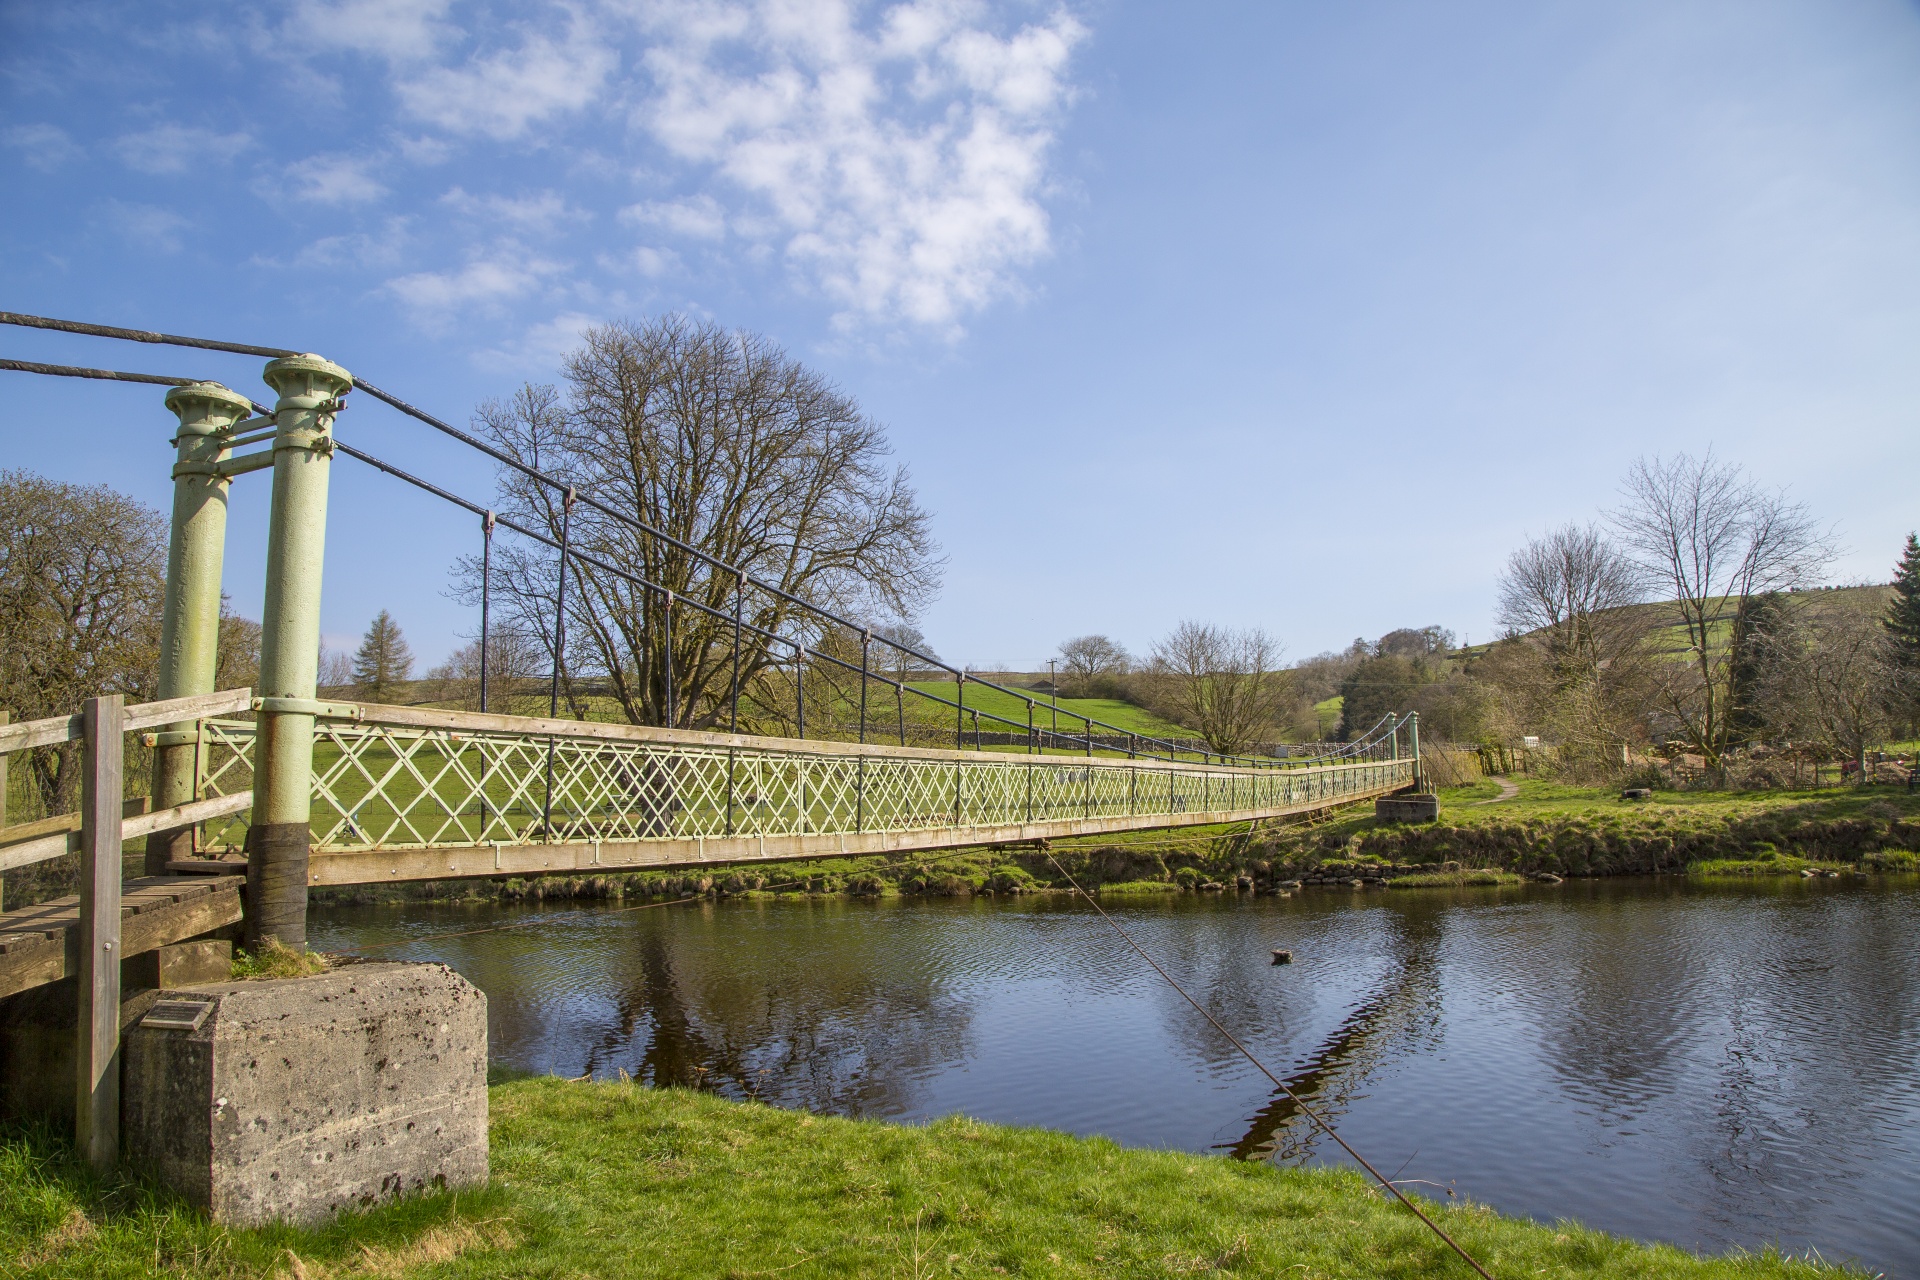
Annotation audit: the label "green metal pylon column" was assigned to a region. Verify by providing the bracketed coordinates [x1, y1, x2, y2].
[1409, 713, 1422, 790]
[147, 382, 252, 875]
[247, 354, 350, 950]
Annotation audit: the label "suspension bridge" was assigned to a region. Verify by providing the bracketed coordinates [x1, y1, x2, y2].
[0, 313, 1422, 1150]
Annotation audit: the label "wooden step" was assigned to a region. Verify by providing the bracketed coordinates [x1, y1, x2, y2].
[0, 877, 243, 1000]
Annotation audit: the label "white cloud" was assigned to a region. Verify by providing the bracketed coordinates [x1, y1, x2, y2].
[280, 217, 413, 270]
[632, 0, 1086, 330]
[99, 200, 190, 252]
[442, 187, 588, 232]
[476, 310, 604, 372]
[631, 245, 682, 277]
[289, 0, 454, 62]
[4, 123, 80, 170]
[385, 247, 567, 320]
[290, 0, 1085, 336]
[283, 152, 388, 204]
[619, 195, 727, 239]
[396, 22, 617, 140]
[114, 124, 251, 175]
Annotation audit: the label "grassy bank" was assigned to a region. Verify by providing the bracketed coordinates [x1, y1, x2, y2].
[306, 783, 1920, 910]
[2, 1078, 1845, 1278]
[1250, 781, 1920, 881]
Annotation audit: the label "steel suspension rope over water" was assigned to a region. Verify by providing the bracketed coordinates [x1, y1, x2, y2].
[1041, 849, 1495, 1279]
[1, 310, 1421, 772]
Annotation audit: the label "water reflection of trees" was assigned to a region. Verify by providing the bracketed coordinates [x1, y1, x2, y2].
[434, 898, 976, 1117]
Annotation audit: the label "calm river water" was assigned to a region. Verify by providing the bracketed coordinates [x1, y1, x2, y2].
[310, 877, 1920, 1276]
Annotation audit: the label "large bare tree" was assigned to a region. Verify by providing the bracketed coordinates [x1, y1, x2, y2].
[1149, 622, 1288, 754]
[1491, 523, 1654, 768]
[1611, 453, 1830, 767]
[0, 471, 165, 816]
[467, 317, 941, 729]
[1496, 523, 1645, 682]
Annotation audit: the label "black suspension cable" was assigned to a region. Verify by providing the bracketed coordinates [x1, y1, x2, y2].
[0, 311, 296, 359]
[1040, 849, 1496, 1280]
[0, 358, 273, 415]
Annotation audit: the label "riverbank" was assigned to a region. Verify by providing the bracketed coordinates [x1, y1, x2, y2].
[2, 1077, 1846, 1278]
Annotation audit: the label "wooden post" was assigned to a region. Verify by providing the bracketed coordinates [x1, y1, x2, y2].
[77, 694, 124, 1170]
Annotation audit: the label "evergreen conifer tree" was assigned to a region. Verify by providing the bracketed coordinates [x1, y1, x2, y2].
[1888, 533, 1920, 732]
[352, 610, 414, 701]
[1888, 534, 1920, 655]
[1727, 591, 1787, 745]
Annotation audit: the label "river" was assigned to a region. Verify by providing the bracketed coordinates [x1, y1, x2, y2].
[308, 875, 1920, 1276]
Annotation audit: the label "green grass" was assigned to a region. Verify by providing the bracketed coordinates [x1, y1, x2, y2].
[907, 681, 1192, 739]
[1422, 779, 1920, 830]
[0, 1079, 1848, 1278]
[1388, 869, 1526, 888]
[1687, 855, 1849, 877]
[1093, 879, 1181, 895]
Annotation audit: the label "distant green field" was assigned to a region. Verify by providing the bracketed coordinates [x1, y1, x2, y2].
[904, 680, 1191, 739]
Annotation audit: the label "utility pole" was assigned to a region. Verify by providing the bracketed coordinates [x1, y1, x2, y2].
[1048, 658, 1058, 740]
[248, 354, 351, 952]
[148, 382, 251, 874]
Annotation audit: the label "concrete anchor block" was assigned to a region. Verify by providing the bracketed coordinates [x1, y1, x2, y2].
[122, 960, 487, 1227]
[1375, 794, 1439, 823]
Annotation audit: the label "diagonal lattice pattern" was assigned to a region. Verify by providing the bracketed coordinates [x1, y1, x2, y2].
[180, 709, 1416, 856]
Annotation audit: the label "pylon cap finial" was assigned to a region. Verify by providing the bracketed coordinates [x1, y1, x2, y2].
[262, 353, 352, 405]
[163, 381, 254, 434]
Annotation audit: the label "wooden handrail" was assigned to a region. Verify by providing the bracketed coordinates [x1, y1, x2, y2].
[0, 792, 250, 874]
[0, 688, 252, 756]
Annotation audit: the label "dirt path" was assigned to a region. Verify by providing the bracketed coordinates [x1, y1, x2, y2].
[1474, 776, 1521, 806]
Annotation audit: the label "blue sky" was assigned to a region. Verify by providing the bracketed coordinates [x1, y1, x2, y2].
[4, 0, 1918, 671]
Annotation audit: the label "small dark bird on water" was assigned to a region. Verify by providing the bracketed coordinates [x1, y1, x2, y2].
[1271, 949, 1293, 965]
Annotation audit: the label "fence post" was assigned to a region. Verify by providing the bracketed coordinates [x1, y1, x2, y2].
[76, 694, 123, 1170]
[248, 354, 351, 952]
[148, 382, 251, 874]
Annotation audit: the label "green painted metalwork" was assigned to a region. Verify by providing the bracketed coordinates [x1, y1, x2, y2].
[147, 382, 252, 874]
[190, 706, 1418, 882]
[247, 354, 352, 947]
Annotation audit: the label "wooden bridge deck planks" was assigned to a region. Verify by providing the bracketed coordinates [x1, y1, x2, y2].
[0, 875, 243, 1000]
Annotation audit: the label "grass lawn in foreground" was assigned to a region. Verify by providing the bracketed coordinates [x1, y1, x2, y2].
[3, 1078, 1845, 1278]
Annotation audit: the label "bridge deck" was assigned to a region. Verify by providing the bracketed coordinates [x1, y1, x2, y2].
[0, 876, 243, 1001]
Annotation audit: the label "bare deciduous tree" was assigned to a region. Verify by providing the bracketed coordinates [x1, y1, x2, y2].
[1149, 622, 1288, 754]
[423, 625, 547, 712]
[1612, 453, 1831, 766]
[0, 471, 165, 815]
[1490, 523, 1654, 770]
[1055, 634, 1130, 697]
[464, 317, 942, 729]
[1497, 523, 1645, 681]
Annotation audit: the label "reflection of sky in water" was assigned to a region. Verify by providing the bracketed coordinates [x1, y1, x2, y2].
[310, 878, 1920, 1277]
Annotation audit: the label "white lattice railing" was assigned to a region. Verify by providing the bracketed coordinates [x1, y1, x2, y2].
[177, 701, 1416, 882]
